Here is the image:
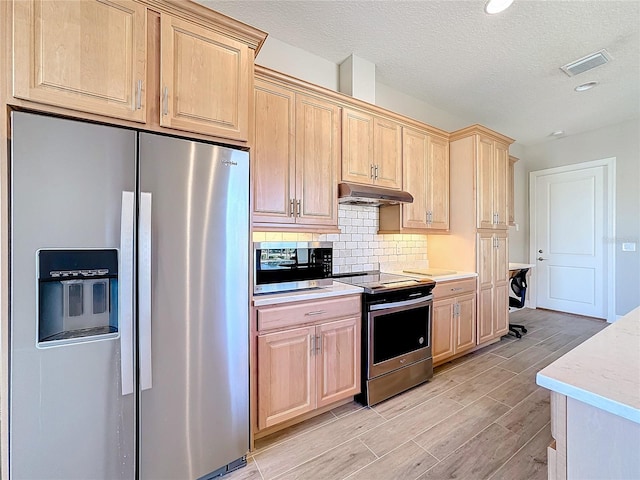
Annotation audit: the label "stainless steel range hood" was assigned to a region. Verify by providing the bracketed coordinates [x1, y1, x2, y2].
[338, 182, 413, 206]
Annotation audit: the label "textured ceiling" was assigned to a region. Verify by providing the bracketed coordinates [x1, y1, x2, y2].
[201, 0, 640, 146]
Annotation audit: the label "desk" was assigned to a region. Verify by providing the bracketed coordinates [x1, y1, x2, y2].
[508, 262, 534, 278]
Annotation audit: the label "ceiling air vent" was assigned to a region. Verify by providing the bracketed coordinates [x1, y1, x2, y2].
[561, 49, 611, 77]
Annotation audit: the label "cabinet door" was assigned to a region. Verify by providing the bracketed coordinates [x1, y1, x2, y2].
[341, 108, 374, 185]
[494, 142, 509, 229]
[427, 135, 450, 230]
[316, 317, 360, 408]
[257, 326, 316, 429]
[432, 298, 455, 364]
[455, 294, 477, 353]
[493, 234, 509, 337]
[295, 94, 340, 226]
[160, 14, 250, 141]
[253, 80, 296, 224]
[477, 135, 495, 229]
[373, 118, 402, 189]
[477, 232, 494, 343]
[402, 128, 429, 229]
[13, 0, 147, 122]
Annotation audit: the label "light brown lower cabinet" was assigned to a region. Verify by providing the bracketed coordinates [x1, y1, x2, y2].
[432, 278, 477, 365]
[256, 296, 361, 430]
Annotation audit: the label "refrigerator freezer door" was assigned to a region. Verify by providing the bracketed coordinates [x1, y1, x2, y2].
[139, 134, 250, 479]
[10, 113, 136, 479]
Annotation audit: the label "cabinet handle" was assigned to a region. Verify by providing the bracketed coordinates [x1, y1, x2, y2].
[135, 80, 143, 110]
[162, 87, 169, 116]
[305, 310, 326, 316]
[316, 335, 322, 354]
[310, 335, 315, 355]
[375, 164, 379, 180]
[296, 199, 301, 217]
[450, 287, 463, 292]
[370, 164, 375, 179]
[289, 199, 294, 216]
[428, 211, 433, 224]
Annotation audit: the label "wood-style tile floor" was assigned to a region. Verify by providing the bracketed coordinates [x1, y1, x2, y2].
[230, 309, 607, 480]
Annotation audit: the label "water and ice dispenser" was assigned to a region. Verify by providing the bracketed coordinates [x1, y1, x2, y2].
[37, 250, 119, 345]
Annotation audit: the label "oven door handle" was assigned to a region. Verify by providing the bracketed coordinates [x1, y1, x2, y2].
[369, 295, 432, 311]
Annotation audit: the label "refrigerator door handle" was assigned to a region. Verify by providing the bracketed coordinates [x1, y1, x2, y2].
[140, 192, 153, 391]
[120, 191, 135, 396]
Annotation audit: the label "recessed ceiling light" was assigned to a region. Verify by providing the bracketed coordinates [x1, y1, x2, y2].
[484, 0, 514, 14]
[550, 130, 565, 137]
[575, 81, 598, 92]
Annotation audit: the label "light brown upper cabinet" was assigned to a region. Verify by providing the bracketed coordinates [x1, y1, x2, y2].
[341, 107, 402, 190]
[12, 0, 147, 123]
[508, 155, 519, 226]
[477, 135, 509, 229]
[160, 13, 250, 141]
[379, 127, 449, 233]
[11, 0, 266, 143]
[253, 74, 340, 230]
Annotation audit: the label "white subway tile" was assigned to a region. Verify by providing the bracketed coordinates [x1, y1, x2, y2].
[265, 232, 283, 241]
[326, 234, 339, 241]
[339, 234, 352, 242]
[358, 241, 369, 249]
[352, 218, 364, 227]
[346, 241, 358, 249]
[334, 241, 345, 249]
[345, 257, 357, 265]
[351, 233, 363, 241]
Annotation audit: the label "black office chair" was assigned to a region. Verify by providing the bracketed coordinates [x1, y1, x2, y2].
[508, 269, 528, 338]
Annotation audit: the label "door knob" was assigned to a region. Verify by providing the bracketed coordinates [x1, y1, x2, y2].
[538, 249, 543, 253]
[537, 257, 548, 261]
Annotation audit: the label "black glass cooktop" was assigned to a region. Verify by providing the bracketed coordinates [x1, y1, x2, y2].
[333, 271, 435, 294]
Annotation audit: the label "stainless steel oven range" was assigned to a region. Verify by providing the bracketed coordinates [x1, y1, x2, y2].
[333, 272, 436, 406]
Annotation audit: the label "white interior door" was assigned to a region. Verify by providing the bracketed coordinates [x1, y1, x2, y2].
[533, 165, 606, 318]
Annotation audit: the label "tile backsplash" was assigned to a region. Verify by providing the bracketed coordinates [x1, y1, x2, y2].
[252, 204, 428, 274]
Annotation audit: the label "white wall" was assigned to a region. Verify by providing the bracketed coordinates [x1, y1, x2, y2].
[513, 119, 640, 316]
[375, 83, 468, 132]
[255, 36, 469, 131]
[256, 37, 339, 90]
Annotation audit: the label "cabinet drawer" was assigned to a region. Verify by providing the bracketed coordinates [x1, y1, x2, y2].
[258, 295, 361, 332]
[432, 278, 477, 299]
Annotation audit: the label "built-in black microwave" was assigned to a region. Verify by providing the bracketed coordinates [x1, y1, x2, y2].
[253, 242, 333, 294]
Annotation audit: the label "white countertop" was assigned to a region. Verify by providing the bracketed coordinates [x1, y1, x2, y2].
[392, 269, 478, 282]
[508, 262, 535, 270]
[252, 281, 364, 307]
[536, 306, 640, 424]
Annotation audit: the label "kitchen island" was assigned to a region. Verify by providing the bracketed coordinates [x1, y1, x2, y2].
[536, 306, 640, 479]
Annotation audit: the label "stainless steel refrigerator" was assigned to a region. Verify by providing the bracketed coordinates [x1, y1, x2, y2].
[9, 112, 250, 479]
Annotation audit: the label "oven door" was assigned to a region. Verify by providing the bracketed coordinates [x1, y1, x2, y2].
[368, 296, 432, 378]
